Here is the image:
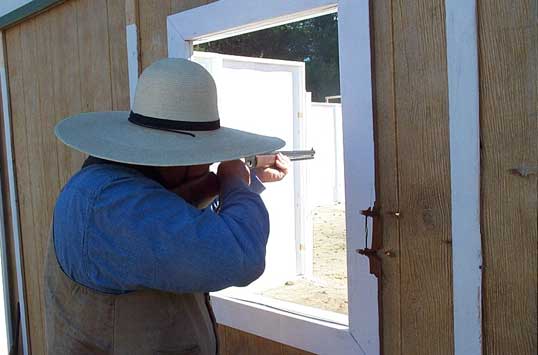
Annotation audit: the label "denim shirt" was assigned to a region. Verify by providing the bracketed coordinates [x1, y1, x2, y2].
[53, 160, 269, 294]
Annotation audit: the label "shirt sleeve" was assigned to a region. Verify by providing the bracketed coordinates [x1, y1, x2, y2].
[209, 169, 265, 212]
[249, 168, 266, 194]
[83, 174, 270, 294]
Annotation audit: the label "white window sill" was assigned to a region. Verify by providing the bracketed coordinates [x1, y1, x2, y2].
[211, 289, 363, 355]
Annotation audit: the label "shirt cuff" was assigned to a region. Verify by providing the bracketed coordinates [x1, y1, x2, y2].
[249, 168, 266, 194]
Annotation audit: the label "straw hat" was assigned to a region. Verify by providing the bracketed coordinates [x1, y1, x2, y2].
[55, 58, 285, 166]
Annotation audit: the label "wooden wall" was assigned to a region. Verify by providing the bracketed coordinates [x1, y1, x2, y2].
[373, 0, 454, 354]
[479, 1, 537, 354]
[2, 1, 128, 353]
[373, 0, 537, 354]
[0, 0, 535, 354]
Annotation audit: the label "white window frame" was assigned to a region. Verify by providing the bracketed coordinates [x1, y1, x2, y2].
[165, 2, 378, 354]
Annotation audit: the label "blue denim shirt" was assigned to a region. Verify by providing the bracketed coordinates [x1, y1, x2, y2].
[52, 161, 269, 294]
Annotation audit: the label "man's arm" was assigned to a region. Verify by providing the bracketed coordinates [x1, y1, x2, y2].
[82, 169, 269, 294]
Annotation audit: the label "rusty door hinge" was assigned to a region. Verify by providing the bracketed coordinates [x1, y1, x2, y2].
[356, 203, 382, 279]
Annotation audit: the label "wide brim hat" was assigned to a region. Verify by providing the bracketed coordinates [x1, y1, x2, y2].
[55, 58, 285, 166]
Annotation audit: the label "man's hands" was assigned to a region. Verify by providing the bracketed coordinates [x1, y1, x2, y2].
[171, 154, 290, 207]
[217, 153, 290, 188]
[254, 153, 290, 183]
[218, 160, 251, 186]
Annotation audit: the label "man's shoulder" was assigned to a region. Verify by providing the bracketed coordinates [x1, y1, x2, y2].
[62, 163, 150, 196]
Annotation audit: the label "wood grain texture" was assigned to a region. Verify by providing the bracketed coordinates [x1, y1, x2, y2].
[19, 18, 48, 355]
[479, 1, 538, 354]
[3, 1, 124, 353]
[33, 11, 63, 355]
[371, 0, 400, 354]
[218, 325, 313, 355]
[107, 0, 130, 111]
[137, 0, 216, 69]
[76, 0, 113, 113]
[170, 0, 215, 14]
[392, 1, 453, 354]
[138, 0, 171, 69]
[50, 1, 84, 184]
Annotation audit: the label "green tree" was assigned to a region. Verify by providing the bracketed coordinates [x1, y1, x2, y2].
[195, 13, 339, 102]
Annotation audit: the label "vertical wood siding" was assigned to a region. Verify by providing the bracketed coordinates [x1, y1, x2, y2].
[393, 4, 453, 348]
[479, 1, 538, 354]
[0, 0, 536, 354]
[371, 0, 400, 353]
[4, 1, 128, 353]
[218, 326, 314, 355]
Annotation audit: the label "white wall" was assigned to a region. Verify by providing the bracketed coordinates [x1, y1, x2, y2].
[306, 102, 345, 207]
[192, 52, 346, 292]
[193, 52, 302, 290]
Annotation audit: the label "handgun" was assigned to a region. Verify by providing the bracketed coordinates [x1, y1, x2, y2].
[245, 148, 315, 168]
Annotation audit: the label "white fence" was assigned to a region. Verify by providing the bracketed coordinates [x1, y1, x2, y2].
[305, 98, 345, 208]
[192, 51, 345, 288]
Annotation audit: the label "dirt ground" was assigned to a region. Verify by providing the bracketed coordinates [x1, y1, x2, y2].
[260, 202, 348, 314]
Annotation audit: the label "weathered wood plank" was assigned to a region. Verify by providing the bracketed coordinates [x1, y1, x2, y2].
[479, 1, 538, 354]
[170, 0, 215, 14]
[34, 10, 62, 354]
[392, 0, 453, 354]
[0, 0, 65, 31]
[3, 2, 122, 353]
[222, 326, 275, 355]
[107, 0, 130, 111]
[137, 0, 217, 74]
[138, 0, 171, 69]
[35, 1, 61, 213]
[217, 325, 226, 354]
[15, 17, 46, 355]
[50, 0, 84, 183]
[218, 325, 313, 355]
[221, 326, 247, 355]
[76, 0, 113, 112]
[371, 0, 400, 354]
[246, 330, 283, 355]
[280, 342, 314, 355]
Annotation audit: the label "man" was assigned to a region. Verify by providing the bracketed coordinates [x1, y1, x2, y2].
[45, 58, 290, 354]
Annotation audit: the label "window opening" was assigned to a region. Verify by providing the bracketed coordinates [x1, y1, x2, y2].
[194, 13, 348, 318]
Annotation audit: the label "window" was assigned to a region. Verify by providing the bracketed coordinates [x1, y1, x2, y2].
[191, 12, 348, 317]
[131, 1, 378, 354]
